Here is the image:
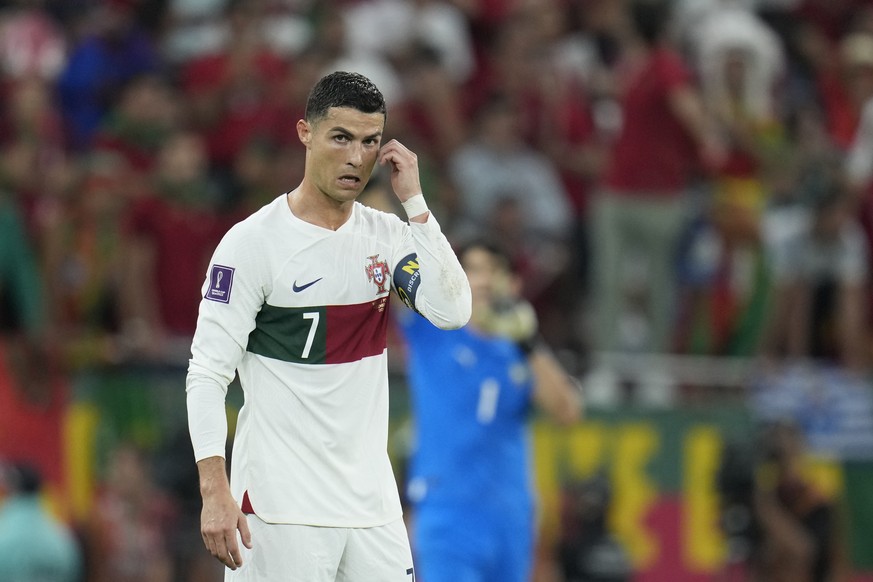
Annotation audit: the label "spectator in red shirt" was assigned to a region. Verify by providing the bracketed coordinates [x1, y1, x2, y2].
[121, 129, 229, 358]
[589, 0, 725, 354]
[180, 0, 288, 170]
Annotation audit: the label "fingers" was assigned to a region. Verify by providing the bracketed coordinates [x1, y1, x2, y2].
[203, 532, 237, 570]
[202, 528, 235, 570]
[202, 521, 248, 570]
[378, 139, 422, 200]
[239, 513, 253, 549]
[378, 139, 415, 166]
[201, 530, 218, 561]
[225, 529, 243, 569]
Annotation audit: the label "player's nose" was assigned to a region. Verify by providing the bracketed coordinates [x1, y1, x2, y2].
[347, 142, 364, 167]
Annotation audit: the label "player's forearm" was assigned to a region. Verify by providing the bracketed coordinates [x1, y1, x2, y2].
[187, 372, 229, 462]
[529, 348, 583, 426]
[408, 215, 472, 329]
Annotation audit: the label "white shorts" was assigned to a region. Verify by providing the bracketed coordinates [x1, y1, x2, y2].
[225, 516, 415, 582]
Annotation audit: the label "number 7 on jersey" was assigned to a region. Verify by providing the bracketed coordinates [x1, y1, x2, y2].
[301, 312, 320, 359]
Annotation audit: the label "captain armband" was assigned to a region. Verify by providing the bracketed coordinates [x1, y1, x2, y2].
[393, 253, 423, 314]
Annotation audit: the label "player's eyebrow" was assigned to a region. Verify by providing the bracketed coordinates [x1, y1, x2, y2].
[329, 127, 383, 141]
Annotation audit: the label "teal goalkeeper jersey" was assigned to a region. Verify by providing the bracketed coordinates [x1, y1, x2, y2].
[400, 310, 535, 514]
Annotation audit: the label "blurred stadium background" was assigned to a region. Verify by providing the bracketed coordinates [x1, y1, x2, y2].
[2, 0, 873, 580]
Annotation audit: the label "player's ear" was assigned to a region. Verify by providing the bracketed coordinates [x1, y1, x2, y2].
[297, 119, 312, 147]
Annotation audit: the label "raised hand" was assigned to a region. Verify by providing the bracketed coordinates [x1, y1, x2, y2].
[378, 139, 423, 203]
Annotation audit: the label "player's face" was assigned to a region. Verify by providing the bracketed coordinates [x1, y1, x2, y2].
[298, 107, 384, 204]
[462, 247, 502, 308]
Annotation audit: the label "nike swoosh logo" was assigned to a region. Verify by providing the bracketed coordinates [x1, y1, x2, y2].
[292, 277, 323, 292]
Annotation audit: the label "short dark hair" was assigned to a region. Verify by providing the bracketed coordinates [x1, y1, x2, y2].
[304, 71, 386, 123]
[458, 237, 513, 271]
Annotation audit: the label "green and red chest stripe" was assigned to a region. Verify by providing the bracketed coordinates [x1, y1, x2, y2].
[246, 297, 390, 364]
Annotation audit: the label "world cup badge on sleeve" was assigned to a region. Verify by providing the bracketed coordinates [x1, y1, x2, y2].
[206, 265, 235, 303]
[365, 254, 390, 294]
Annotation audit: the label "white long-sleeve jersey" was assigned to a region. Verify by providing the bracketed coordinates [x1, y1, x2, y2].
[186, 194, 471, 527]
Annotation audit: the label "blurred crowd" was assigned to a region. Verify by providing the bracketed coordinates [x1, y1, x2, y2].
[2, 0, 873, 580]
[4, 0, 873, 373]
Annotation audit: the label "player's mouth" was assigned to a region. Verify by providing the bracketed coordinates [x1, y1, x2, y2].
[338, 174, 361, 186]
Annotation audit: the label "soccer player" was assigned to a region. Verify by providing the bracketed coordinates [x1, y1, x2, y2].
[399, 239, 582, 582]
[186, 71, 472, 581]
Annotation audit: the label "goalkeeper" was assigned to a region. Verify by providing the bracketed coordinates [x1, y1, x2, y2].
[397, 238, 583, 582]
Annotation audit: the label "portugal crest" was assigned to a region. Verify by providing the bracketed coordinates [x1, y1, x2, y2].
[365, 254, 390, 294]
